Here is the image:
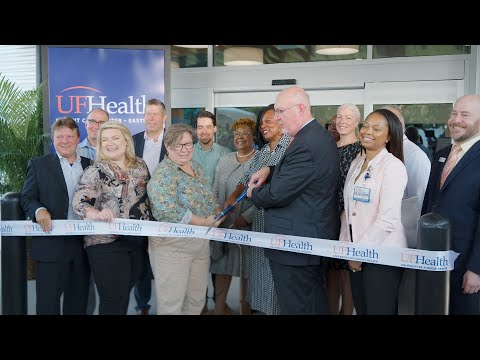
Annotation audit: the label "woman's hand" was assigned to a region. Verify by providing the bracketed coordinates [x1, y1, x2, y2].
[205, 214, 224, 228]
[85, 207, 115, 222]
[348, 260, 363, 273]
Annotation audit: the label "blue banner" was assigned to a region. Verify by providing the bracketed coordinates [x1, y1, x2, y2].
[47, 47, 165, 143]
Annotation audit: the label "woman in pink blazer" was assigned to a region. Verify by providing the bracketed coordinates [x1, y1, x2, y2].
[339, 108, 407, 315]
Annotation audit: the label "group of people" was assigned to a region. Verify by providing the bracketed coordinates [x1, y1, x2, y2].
[19, 86, 480, 315]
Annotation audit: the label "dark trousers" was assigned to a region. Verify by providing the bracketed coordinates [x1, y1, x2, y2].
[86, 276, 97, 315]
[35, 250, 90, 315]
[269, 260, 329, 315]
[86, 236, 145, 315]
[350, 262, 403, 315]
[134, 249, 154, 312]
[449, 271, 480, 315]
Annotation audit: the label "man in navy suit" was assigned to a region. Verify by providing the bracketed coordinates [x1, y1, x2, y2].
[131, 98, 167, 315]
[247, 86, 339, 314]
[20, 117, 91, 315]
[422, 94, 480, 315]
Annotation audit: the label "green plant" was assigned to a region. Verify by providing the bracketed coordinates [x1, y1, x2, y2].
[0, 73, 49, 194]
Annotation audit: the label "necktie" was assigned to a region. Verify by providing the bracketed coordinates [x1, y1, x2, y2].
[440, 144, 461, 188]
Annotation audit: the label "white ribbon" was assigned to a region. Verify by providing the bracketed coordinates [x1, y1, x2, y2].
[1, 219, 458, 272]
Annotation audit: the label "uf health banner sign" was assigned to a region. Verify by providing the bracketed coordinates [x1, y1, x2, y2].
[47, 47, 165, 142]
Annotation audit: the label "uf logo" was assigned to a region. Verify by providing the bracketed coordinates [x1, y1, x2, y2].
[400, 250, 421, 264]
[158, 225, 170, 233]
[211, 230, 224, 239]
[270, 235, 286, 247]
[333, 244, 350, 255]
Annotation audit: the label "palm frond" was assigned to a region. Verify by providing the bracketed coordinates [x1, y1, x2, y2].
[0, 73, 47, 194]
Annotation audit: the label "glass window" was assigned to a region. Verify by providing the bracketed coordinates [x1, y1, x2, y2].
[171, 46, 208, 68]
[312, 105, 364, 127]
[373, 103, 453, 154]
[213, 105, 365, 150]
[172, 107, 205, 128]
[214, 45, 367, 66]
[215, 107, 260, 150]
[373, 45, 470, 59]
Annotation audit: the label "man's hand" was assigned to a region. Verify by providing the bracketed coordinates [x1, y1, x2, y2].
[248, 167, 270, 188]
[36, 208, 52, 232]
[462, 270, 480, 294]
[247, 167, 270, 198]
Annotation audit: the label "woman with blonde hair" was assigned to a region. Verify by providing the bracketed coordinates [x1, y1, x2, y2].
[73, 122, 152, 315]
[326, 103, 362, 315]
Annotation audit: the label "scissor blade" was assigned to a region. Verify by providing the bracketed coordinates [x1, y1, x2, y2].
[205, 219, 217, 235]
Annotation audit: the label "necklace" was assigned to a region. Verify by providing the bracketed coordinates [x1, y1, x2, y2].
[236, 149, 255, 158]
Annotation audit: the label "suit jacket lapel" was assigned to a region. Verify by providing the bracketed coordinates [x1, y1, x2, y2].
[275, 120, 316, 172]
[80, 156, 93, 170]
[159, 140, 167, 162]
[442, 141, 480, 190]
[48, 154, 68, 195]
[134, 133, 145, 157]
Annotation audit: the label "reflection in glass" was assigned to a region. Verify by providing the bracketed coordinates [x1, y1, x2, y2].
[374, 103, 453, 155]
[171, 46, 208, 68]
[373, 45, 470, 58]
[214, 106, 365, 150]
[172, 108, 204, 128]
[215, 45, 367, 66]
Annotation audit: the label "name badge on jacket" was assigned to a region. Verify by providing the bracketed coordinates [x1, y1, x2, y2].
[353, 186, 371, 203]
[438, 157, 446, 163]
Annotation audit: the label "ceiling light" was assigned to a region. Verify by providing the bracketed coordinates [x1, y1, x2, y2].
[315, 45, 359, 55]
[224, 47, 264, 66]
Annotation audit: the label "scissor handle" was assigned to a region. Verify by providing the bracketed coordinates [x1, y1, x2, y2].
[235, 188, 249, 203]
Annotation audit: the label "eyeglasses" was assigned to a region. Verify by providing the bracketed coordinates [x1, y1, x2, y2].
[273, 104, 300, 115]
[87, 119, 108, 126]
[173, 142, 194, 151]
[233, 131, 252, 138]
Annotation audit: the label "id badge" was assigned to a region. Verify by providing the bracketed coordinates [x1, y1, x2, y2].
[353, 186, 371, 203]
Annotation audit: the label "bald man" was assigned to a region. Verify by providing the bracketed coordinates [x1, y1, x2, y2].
[382, 106, 431, 315]
[247, 86, 339, 315]
[383, 106, 431, 229]
[422, 94, 480, 314]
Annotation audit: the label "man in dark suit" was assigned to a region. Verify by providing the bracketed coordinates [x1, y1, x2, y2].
[20, 117, 91, 315]
[131, 98, 167, 315]
[247, 86, 339, 314]
[422, 94, 480, 315]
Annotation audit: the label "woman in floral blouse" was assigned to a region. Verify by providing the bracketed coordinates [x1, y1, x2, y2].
[73, 122, 151, 315]
[147, 124, 223, 315]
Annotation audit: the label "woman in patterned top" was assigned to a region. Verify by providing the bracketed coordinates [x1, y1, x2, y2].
[326, 103, 362, 315]
[210, 118, 257, 315]
[147, 124, 223, 315]
[225, 105, 291, 315]
[73, 122, 151, 315]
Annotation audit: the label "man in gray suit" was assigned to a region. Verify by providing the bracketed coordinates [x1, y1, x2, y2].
[247, 86, 339, 314]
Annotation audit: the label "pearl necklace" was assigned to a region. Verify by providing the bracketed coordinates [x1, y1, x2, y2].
[236, 149, 255, 158]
